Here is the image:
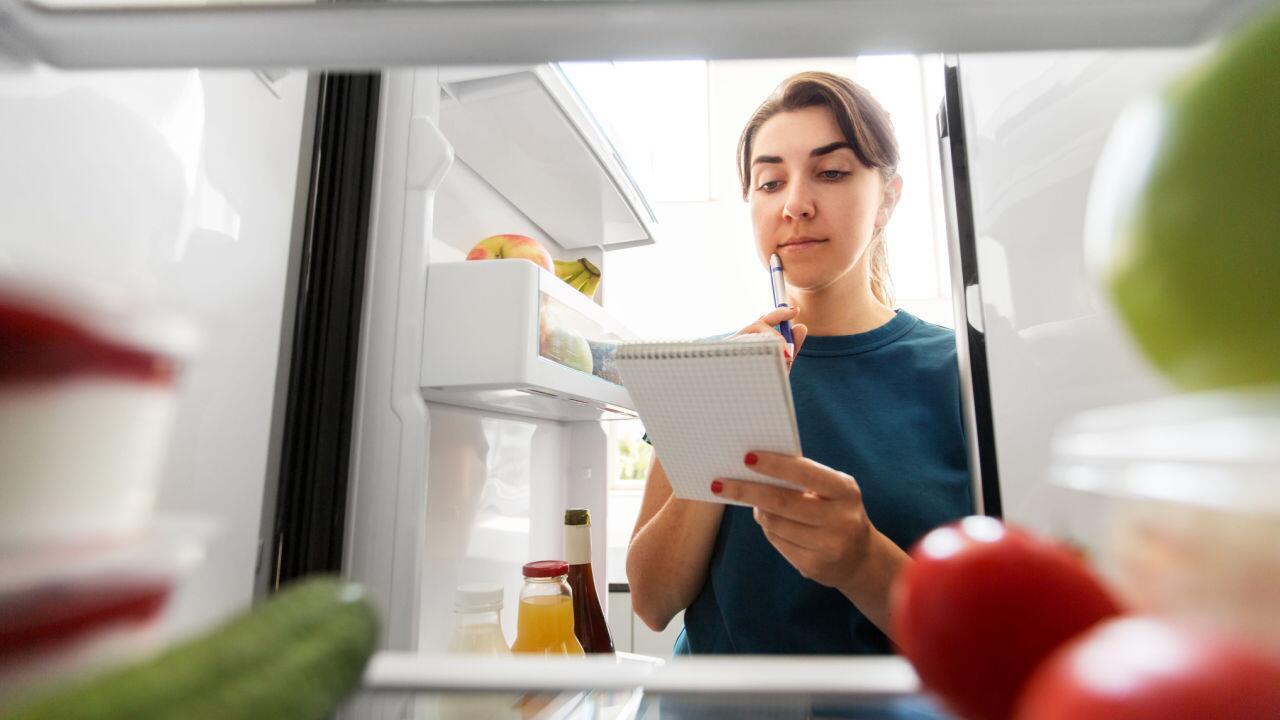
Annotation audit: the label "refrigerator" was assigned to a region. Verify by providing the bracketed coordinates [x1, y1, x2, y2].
[0, 0, 1273, 716]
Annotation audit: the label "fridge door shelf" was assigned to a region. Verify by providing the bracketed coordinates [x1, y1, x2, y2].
[439, 65, 657, 253]
[421, 260, 637, 422]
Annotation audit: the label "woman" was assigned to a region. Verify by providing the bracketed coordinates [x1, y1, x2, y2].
[626, 71, 972, 655]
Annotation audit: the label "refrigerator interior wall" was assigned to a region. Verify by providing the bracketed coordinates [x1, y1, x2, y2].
[0, 65, 310, 634]
[346, 66, 618, 655]
[956, 49, 1206, 532]
[419, 404, 608, 652]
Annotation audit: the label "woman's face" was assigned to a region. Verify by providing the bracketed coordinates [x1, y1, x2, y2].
[748, 106, 889, 293]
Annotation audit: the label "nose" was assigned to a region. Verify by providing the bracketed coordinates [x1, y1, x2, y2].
[782, 181, 815, 221]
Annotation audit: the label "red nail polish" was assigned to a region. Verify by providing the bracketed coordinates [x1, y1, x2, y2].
[710, 480, 723, 494]
[744, 452, 758, 466]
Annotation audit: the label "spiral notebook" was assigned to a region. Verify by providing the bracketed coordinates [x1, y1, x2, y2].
[616, 335, 803, 505]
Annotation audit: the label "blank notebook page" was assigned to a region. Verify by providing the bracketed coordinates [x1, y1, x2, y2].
[616, 335, 803, 505]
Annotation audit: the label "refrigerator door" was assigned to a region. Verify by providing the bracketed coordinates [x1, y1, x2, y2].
[1, 0, 1272, 69]
[945, 50, 1208, 532]
[936, 58, 1001, 517]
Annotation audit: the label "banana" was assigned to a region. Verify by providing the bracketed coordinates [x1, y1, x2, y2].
[553, 257, 602, 297]
[554, 258, 586, 282]
[561, 268, 585, 287]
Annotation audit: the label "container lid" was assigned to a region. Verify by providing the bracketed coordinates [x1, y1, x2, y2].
[0, 273, 198, 387]
[564, 508, 591, 526]
[522, 560, 569, 578]
[454, 583, 504, 612]
[1051, 389, 1280, 514]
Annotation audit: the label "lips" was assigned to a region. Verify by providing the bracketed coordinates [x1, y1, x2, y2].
[777, 237, 826, 252]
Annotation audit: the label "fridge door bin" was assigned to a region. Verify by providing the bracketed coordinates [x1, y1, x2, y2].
[421, 260, 636, 421]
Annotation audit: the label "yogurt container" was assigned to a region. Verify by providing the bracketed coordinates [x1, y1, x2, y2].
[1050, 389, 1280, 653]
[0, 517, 211, 700]
[0, 277, 196, 548]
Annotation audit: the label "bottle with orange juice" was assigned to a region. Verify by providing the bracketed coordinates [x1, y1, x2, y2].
[511, 560, 584, 655]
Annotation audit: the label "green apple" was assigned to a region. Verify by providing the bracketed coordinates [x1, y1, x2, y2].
[1089, 8, 1280, 390]
[540, 324, 594, 375]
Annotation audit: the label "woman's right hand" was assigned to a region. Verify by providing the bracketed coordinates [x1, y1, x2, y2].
[733, 306, 808, 369]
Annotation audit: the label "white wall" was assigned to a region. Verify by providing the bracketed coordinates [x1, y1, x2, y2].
[0, 66, 310, 636]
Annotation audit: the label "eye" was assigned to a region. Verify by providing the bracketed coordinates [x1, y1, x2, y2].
[818, 170, 851, 181]
[757, 180, 783, 192]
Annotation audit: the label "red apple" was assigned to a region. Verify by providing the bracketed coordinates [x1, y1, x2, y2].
[1015, 617, 1280, 720]
[465, 234, 553, 272]
[891, 516, 1124, 720]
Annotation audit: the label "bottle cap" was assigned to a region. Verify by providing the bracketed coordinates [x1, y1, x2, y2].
[522, 560, 569, 578]
[564, 508, 591, 526]
[454, 583, 504, 612]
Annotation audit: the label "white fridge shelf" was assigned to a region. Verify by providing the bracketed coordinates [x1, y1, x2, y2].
[421, 260, 637, 422]
[2, 0, 1271, 69]
[439, 65, 657, 252]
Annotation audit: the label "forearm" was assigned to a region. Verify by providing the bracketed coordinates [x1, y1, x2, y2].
[627, 487, 723, 631]
[836, 529, 911, 640]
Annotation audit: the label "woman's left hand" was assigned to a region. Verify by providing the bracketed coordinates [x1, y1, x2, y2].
[712, 451, 873, 591]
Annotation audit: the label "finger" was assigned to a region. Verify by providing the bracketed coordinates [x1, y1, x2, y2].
[736, 322, 785, 340]
[753, 508, 828, 550]
[760, 527, 820, 577]
[745, 451, 860, 501]
[714, 478, 823, 525]
[759, 305, 801, 328]
[791, 323, 808, 356]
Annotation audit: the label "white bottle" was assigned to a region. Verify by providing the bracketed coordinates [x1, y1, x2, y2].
[446, 583, 510, 655]
[431, 584, 519, 719]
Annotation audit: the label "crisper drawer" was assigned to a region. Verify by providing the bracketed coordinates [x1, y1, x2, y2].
[421, 259, 636, 421]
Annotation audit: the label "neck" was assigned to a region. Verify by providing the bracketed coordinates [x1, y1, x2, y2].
[789, 262, 895, 336]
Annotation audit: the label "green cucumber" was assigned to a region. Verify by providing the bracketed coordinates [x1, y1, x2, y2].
[3, 576, 379, 720]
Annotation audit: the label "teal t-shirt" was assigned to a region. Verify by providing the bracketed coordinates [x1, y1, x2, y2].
[674, 309, 972, 655]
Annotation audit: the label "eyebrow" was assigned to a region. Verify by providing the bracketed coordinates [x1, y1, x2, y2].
[751, 141, 855, 166]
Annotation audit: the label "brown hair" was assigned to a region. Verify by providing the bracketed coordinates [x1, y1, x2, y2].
[738, 71, 899, 307]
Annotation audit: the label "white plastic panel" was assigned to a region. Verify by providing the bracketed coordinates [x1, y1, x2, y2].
[417, 403, 611, 654]
[2, 0, 1273, 69]
[343, 68, 449, 660]
[438, 66, 655, 251]
[0, 65, 309, 634]
[956, 50, 1206, 531]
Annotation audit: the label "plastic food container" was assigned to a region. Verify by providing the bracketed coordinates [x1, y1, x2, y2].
[0, 518, 211, 700]
[1049, 389, 1280, 652]
[0, 277, 196, 548]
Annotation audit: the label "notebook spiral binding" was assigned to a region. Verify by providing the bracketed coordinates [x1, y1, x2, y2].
[617, 335, 781, 361]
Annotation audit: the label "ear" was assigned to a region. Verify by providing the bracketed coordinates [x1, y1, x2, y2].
[878, 174, 904, 228]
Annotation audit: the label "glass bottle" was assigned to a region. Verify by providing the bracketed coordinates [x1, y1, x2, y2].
[510, 560, 585, 655]
[446, 583, 510, 655]
[564, 508, 615, 654]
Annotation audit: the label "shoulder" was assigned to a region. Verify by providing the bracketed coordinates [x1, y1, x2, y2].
[900, 316, 958, 360]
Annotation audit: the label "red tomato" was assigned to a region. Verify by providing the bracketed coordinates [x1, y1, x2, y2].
[1015, 617, 1280, 719]
[891, 516, 1123, 720]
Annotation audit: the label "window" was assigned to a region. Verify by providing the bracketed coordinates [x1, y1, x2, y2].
[560, 61, 711, 203]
